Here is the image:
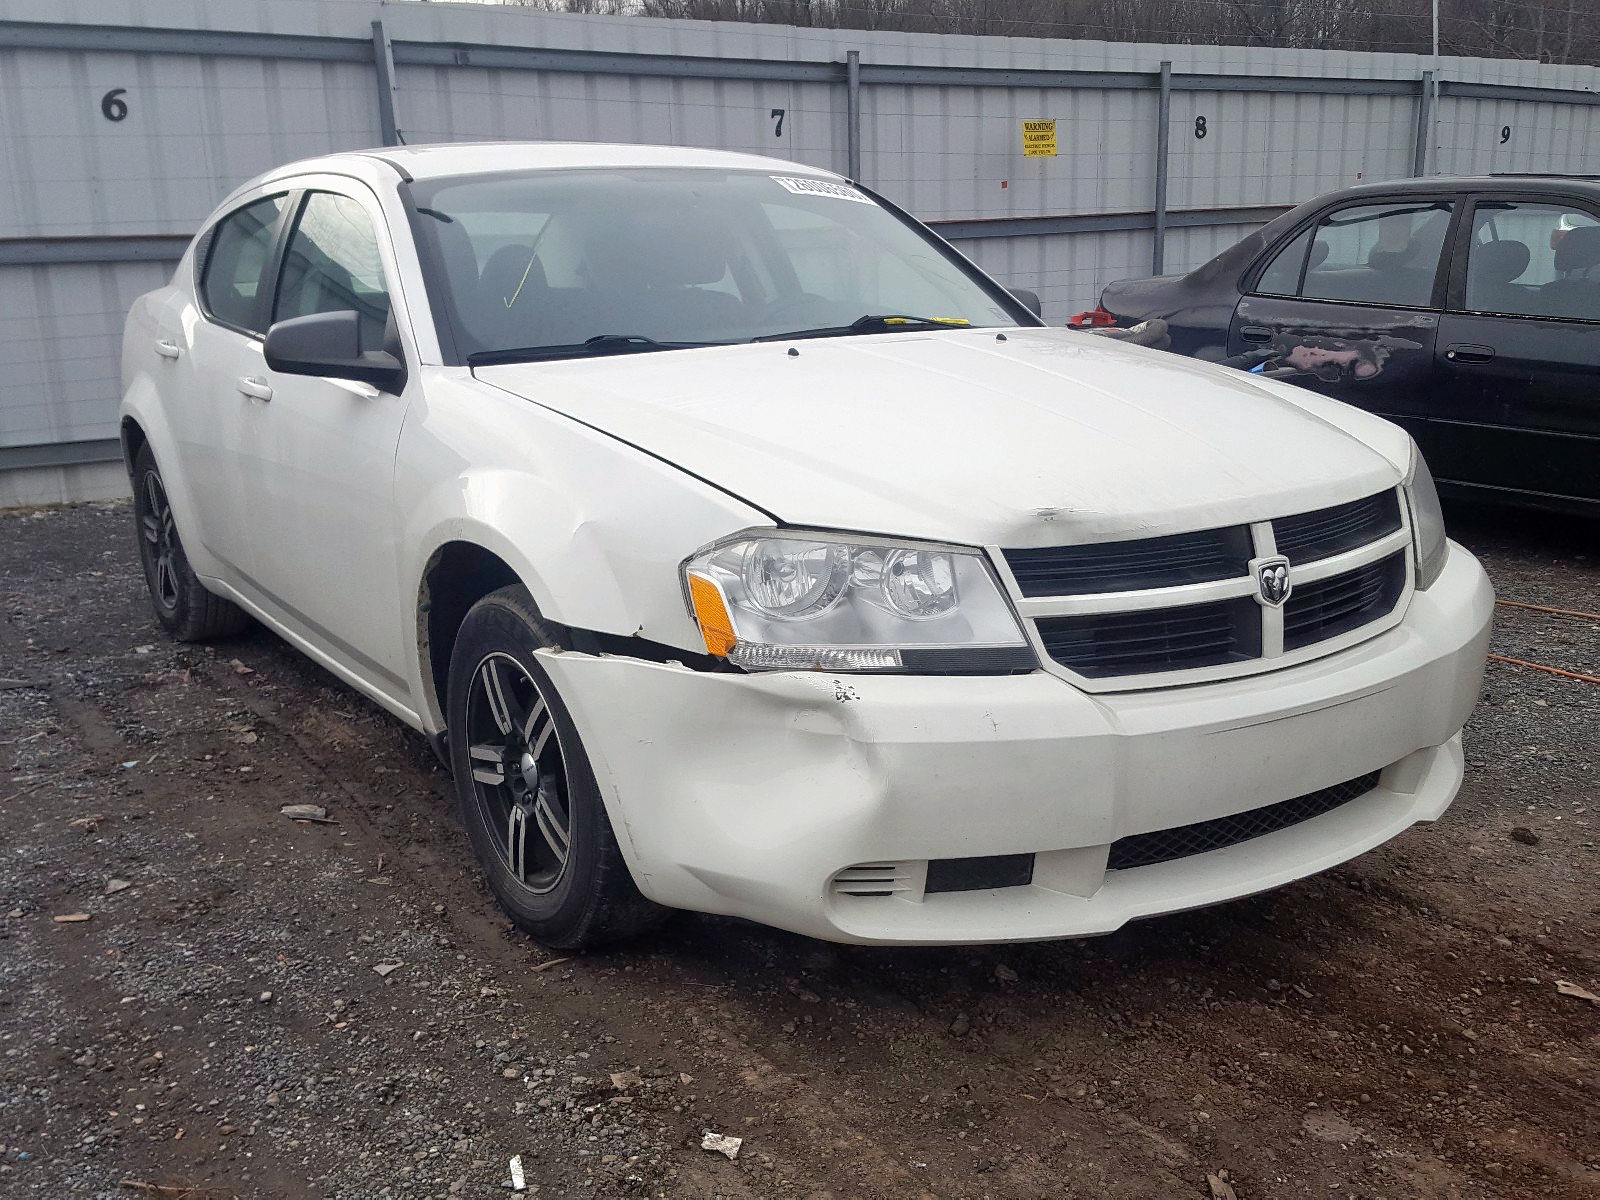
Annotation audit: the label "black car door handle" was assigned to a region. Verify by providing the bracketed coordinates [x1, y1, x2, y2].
[1239, 325, 1273, 343]
[1444, 343, 1495, 365]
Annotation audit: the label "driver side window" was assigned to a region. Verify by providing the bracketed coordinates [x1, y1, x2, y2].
[274, 192, 392, 346]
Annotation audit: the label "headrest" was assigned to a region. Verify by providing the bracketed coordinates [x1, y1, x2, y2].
[1554, 225, 1600, 272]
[1367, 211, 1447, 271]
[480, 245, 546, 307]
[1308, 240, 1330, 270]
[1473, 239, 1530, 284]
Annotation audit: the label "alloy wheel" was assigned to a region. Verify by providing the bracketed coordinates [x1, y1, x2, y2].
[465, 653, 573, 895]
[139, 470, 180, 611]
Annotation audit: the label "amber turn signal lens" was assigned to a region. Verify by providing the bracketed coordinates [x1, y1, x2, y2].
[687, 573, 738, 657]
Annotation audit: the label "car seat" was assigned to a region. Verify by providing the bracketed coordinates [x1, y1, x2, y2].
[583, 210, 744, 341]
[475, 244, 550, 348]
[1362, 210, 1448, 307]
[1539, 226, 1600, 320]
[1465, 239, 1532, 314]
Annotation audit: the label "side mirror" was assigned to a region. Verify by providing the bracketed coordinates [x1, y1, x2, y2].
[1010, 288, 1043, 318]
[264, 310, 406, 392]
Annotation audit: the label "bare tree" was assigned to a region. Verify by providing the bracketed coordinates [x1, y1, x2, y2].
[514, 0, 1598, 65]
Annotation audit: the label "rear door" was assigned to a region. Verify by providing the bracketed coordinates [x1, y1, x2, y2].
[1228, 195, 1461, 427]
[174, 192, 292, 577]
[1430, 194, 1600, 505]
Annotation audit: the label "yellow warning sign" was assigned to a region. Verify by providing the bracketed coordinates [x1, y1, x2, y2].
[1022, 119, 1057, 157]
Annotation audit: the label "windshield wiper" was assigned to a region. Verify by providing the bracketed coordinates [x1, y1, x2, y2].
[753, 313, 973, 343]
[468, 334, 725, 366]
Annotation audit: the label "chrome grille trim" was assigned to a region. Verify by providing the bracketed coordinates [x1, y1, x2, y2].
[997, 488, 1412, 689]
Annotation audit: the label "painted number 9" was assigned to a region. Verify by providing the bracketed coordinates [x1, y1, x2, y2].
[1194, 115, 1208, 139]
[100, 88, 128, 122]
[1500, 125, 1511, 143]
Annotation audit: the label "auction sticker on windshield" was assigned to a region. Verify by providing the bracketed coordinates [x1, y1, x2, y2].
[772, 176, 874, 203]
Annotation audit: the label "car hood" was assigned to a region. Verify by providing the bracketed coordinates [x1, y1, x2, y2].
[474, 328, 1410, 548]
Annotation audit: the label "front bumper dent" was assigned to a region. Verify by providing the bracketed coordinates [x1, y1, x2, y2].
[538, 542, 1493, 945]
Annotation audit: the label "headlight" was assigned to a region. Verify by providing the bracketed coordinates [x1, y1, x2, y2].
[1405, 442, 1449, 590]
[683, 531, 1036, 673]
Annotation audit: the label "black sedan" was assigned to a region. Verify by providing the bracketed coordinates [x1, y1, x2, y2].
[1091, 176, 1600, 515]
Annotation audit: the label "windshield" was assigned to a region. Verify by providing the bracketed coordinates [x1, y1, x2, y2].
[406, 168, 1024, 361]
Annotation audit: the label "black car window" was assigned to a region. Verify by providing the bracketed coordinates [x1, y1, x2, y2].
[274, 191, 392, 346]
[1296, 201, 1454, 309]
[1462, 201, 1600, 321]
[198, 195, 287, 334]
[1254, 226, 1315, 297]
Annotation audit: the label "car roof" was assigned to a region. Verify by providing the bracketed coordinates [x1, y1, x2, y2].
[1308, 174, 1600, 203]
[257, 141, 842, 187]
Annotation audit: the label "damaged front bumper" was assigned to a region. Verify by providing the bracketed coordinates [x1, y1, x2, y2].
[538, 542, 1493, 945]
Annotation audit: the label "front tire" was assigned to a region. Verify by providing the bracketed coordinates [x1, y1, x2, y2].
[131, 445, 251, 642]
[446, 585, 664, 949]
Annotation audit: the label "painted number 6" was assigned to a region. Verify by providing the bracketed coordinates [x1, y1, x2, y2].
[101, 88, 128, 122]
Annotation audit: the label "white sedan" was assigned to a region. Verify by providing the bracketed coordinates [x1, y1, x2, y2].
[120, 143, 1493, 948]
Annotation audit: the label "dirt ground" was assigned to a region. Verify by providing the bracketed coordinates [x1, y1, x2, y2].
[1, 500, 1595, 1200]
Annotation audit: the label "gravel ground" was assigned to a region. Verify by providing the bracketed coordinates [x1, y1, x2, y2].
[0, 499, 1595, 1200]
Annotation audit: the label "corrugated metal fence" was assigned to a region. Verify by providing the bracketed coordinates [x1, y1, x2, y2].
[2, 0, 1598, 503]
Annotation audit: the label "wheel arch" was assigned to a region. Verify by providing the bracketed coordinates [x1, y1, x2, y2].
[119, 415, 149, 477]
[416, 539, 524, 742]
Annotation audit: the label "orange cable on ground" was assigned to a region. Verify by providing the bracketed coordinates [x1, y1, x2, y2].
[1495, 599, 1600, 622]
[1486, 653, 1600, 686]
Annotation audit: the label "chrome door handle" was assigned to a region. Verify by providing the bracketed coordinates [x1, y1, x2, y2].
[237, 376, 274, 401]
[154, 339, 182, 360]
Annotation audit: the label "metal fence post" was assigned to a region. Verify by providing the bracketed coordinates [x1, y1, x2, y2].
[846, 50, 862, 182]
[372, 19, 401, 147]
[1411, 69, 1435, 176]
[1152, 60, 1171, 276]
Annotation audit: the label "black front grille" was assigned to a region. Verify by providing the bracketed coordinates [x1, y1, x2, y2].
[1036, 597, 1261, 678]
[1003, 526, 1252, 597]
[1273, 490, 1402, 563]
[1284, 552, 1406, 651]
[1107, 771, 1383, 870]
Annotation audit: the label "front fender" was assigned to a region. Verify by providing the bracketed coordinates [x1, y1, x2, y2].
[396, 373, 768, 731]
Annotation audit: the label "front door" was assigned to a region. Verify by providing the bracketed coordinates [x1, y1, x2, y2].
[1228, 195, 1460, 429]
[237, 186, 415, 700]
[1429, 195, 1600, 505]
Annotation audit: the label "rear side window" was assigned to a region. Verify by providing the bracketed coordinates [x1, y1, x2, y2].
[1253, 200, 1454, 309]
[274, 192, 392, 346]
[1462, 201, 1600, 321]
[198, 195, 287, 334]
[1254, 227, 1315, 297]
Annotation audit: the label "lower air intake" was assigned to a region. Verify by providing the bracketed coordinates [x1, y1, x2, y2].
[1107, 771, 1383, 871]
[830, 863, 916, 898]
[925, 853, 1034, 894]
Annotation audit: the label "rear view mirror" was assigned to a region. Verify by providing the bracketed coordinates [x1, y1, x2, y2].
[1010, 288, 1043, 318]
[264, 310, 406, 391]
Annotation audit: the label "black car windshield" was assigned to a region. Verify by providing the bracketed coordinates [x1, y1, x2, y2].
[406, 168, 1021, 361]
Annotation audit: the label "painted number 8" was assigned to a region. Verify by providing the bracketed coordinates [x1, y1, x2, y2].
[1194, 115, 1208, 140]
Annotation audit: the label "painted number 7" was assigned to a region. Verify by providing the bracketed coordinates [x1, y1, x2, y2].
[771, 108, 785, 138]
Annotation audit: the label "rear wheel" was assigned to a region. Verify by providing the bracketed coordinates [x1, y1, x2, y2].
[446, 584, 664, 949]
[131, 445, 251, 641]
